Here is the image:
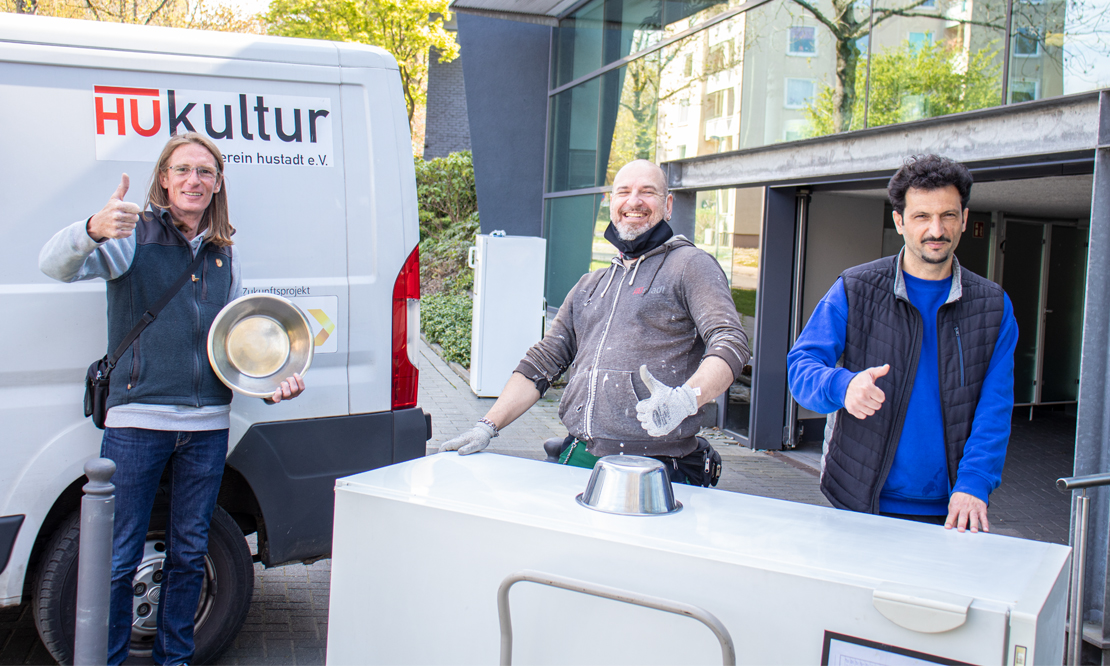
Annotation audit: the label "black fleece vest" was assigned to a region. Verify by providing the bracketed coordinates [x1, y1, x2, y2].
[105, 208, 234, 409]
[820, 255, 1006, 513]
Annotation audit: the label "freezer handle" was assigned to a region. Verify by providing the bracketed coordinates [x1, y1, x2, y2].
[497, 569, 736, 666]
[872, 585, 972, 634]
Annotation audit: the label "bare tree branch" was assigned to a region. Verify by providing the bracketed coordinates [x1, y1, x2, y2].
[789, 0, 845, 38]
[143, 0, 171, 24]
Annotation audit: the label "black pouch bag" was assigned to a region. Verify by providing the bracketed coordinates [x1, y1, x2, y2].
[82, 245, 210, 430]
[84, 356, 113, 429]
[675, 437, 723, 487]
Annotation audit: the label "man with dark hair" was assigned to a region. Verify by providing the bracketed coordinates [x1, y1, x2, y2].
[787, 154, 1018, 532]
[439, 160, 749, 483]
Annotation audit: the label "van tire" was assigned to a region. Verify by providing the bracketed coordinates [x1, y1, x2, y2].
[31, 505, 254, 665]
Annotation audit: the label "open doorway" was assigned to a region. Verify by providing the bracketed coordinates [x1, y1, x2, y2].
[774, 173, 1091, 541]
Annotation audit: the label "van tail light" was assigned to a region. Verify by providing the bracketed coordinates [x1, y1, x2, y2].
[392, 246, 420, 410]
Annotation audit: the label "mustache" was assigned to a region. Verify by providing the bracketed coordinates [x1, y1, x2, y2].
[922, 236, 951, 243]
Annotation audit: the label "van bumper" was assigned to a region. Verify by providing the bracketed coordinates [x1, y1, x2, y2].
[0, 515, 24, 575]
[226, 407, 430, 567]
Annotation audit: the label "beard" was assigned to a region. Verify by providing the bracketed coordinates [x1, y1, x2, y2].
[613, 211, 659, 240]
[918, 236, 953, 263]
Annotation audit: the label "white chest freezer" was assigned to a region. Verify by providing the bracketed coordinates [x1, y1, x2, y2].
[327, 454, 1069, 665]
[468, 233, 547, 397]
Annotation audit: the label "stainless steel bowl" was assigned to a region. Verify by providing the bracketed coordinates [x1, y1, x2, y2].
[576, 455, 682, 516]
[207, 294, 314, 398]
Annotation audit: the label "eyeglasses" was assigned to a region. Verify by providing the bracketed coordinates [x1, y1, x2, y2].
[167, 164, 221, 181]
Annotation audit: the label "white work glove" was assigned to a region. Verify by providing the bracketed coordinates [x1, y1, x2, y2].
[635, 365, 699, 438]
[438, 421, 497, 455]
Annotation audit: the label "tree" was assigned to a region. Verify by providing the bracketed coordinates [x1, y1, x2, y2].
[805, 40, 1001, 135]
[782, 0, 1110, 133]
[266, 0, 459, 124]
[3, 0, 262, 32]
[782, 0, 996, 133]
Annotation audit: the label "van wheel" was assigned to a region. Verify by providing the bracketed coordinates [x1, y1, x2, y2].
[32, 505, 254, 664]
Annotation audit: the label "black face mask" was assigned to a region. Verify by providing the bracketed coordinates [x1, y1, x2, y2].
[604, 220, 674, 259]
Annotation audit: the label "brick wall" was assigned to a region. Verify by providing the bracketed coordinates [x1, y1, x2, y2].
[423, 48, 471, 159]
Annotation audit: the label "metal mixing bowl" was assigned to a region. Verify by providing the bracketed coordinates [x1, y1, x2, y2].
[576, 455, 682, 516]
[207, 294, 314, 398]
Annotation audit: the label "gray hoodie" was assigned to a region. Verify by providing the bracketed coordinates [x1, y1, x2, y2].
[516, 236, 749, 457]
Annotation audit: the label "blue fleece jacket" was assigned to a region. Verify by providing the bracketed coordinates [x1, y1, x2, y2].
[788, 275, 1018, 514]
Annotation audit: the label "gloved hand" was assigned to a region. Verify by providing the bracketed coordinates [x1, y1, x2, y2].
[438, 421, 497, 455]
[635, 365, 699, 438]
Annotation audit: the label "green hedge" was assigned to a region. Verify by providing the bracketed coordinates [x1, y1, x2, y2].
[416, 152, 479, 368]
[422, 293, 473, 367]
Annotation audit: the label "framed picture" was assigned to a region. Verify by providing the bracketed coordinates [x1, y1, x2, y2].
[822, 631, 975, 666]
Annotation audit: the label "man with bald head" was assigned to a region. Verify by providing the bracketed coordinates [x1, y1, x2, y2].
[440, 160, 749, 484]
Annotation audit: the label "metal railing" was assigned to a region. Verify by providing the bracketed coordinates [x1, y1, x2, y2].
[1056, 472, 1110, 666]
[497, 570, 736, 665]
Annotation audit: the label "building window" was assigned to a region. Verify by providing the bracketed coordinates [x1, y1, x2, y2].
[1013, 28, 1042, 56]
[707, 40, 732, 72]
[705, 89, 735, 120]
[1010, 79, 1040, 102]
[678, 98, 690, 124]
[788, 26, 817, 55]
[919, 0, 937, 8]
[783, 119, 810, 141]
[683, 53, 694, 77]
[784, 78, 815, 109]
[908, 31, 933, 50]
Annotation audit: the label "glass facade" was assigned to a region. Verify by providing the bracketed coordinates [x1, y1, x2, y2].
[544, 0, 1110, 298]
[541, 0, 1110, 431]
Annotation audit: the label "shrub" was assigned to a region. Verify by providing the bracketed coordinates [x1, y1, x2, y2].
[414, 151, 478, 238]
[416, 151, 480, 367]
[421, 293, 473, 367]
[420, 211, 479, 296]
[415, 151, 480, 298]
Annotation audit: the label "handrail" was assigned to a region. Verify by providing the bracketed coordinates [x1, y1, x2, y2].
[1057, 472, 1110, 491]
[497, 569, 736, 666]
[1057, 473, 1108, 665]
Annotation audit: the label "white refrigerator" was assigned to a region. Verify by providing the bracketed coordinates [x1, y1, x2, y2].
[468, 233, 547, 397]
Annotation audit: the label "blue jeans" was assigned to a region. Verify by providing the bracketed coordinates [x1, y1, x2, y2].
[101, 427, 229, 666]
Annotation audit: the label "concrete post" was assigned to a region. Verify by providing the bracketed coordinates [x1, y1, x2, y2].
[74, 458, 116, 666]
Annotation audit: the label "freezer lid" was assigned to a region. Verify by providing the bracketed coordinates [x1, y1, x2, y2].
[336, 453, 1071, 611]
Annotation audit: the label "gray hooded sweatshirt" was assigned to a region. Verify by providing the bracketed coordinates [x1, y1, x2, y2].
[515, 235, 750, 457]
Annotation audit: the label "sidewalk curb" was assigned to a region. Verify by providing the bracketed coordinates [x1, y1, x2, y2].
[421, 334, 471, 384]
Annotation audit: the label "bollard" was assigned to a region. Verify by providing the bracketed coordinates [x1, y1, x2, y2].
[74, 458, 116, 666]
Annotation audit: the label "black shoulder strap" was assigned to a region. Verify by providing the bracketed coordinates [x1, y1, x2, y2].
[106, 243, 212, 369]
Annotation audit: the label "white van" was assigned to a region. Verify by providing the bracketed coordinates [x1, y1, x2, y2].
[0, 13, 428, 663]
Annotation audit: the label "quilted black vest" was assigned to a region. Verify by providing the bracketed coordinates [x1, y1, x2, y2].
[820, 253, 1006, 513]
[105, 207, 234, 409]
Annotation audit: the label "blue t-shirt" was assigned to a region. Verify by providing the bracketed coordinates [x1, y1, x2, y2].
[880, 273, 951, 515]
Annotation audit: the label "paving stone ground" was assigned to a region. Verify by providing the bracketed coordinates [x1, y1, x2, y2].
[0, 340, 1077, 664]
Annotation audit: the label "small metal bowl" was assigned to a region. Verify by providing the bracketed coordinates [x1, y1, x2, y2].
[576, 455, 682, 516]
[207, 294, 314, 397]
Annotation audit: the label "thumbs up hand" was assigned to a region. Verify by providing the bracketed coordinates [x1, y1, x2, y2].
[844, 364, 890, 420]
[635, 365, 700, 438]
[87, 174, 143, 241]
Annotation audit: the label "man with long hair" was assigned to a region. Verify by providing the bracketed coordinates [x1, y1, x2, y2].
[40, 133, 304, 665]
